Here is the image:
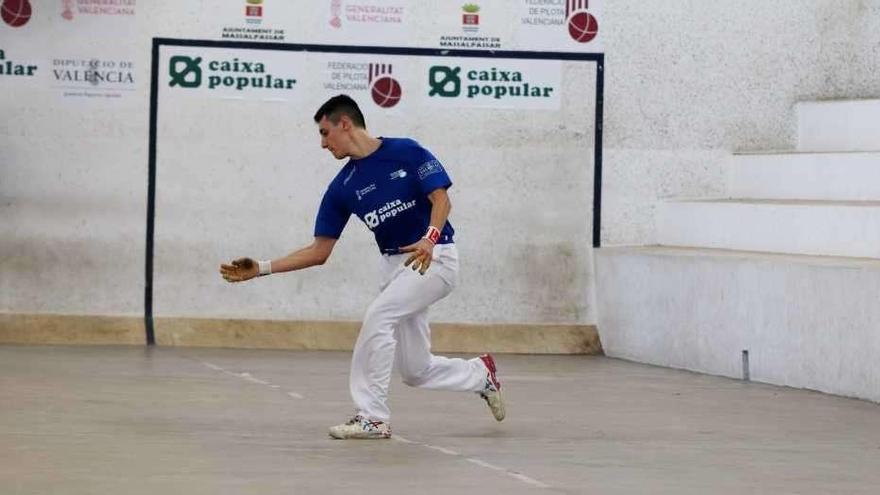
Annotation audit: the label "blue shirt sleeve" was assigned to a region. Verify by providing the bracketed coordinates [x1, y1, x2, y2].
[408, 142, 452, 195]
[314, 183, 350, 239]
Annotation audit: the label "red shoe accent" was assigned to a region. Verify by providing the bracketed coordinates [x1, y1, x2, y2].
[479, 354, 501, 391]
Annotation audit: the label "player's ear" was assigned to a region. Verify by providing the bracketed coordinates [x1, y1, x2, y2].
[339, 114, 352, 131]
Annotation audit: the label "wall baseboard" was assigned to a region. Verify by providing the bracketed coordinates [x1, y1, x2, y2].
[0, 313, 603, 355]
[0, 313, 144, 345]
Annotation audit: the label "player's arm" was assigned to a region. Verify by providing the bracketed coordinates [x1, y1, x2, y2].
[401, 187, 450, 275]
[219, 236, 337, 283]
[426, 187, 451, 232]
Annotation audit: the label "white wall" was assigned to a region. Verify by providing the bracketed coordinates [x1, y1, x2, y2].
[601, 0, 880, 245]
[1, 4, 146, 316]
[4, 1, 880, 327]
[152, 62, 595, 323]
[2, 0, 596, 325]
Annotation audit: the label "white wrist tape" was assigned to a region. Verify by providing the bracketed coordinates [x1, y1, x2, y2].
[258, 260, 272, 276]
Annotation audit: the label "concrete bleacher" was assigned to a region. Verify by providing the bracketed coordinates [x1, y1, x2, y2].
[597, 99, 880, 402]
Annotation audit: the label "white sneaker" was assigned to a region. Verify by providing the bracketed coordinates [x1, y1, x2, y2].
[478, 354, 505, 421]
[328, 415, 392, 440]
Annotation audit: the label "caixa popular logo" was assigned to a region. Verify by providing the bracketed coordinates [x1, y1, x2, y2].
[1, 0, 32, 27]
[168, 55, 296, 91]
[0, 48, 37, 77]
[364, 199, 416, 230]
[565, 0, 598, 43]
[369, 63, 401, 108]
[429, 65, 554, 100]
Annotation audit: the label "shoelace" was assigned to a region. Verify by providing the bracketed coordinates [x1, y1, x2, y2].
[346, 415, 385, 430]
[484, 376, 497, 392]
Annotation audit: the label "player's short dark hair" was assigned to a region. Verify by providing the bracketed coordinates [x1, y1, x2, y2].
[313, 94, 366, 128]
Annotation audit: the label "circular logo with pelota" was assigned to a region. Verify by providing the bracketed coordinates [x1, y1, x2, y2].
[1, 0, 32, 27]
[369, 63, 402, 109]
[566, 0, 598, 43]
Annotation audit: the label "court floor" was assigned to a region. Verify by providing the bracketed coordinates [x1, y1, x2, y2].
[1, 345, 878, 494]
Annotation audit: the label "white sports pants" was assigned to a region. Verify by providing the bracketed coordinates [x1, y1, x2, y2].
[350, 243, 488, 423]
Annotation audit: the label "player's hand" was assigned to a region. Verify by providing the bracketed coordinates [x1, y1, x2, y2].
[219, 257, 259, 283]
[400, 238, 435, 275]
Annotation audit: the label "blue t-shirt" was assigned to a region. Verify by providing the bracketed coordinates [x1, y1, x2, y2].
[314, 137, 455, 254]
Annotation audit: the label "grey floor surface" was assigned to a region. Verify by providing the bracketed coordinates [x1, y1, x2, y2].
[1, 345, 878, 494]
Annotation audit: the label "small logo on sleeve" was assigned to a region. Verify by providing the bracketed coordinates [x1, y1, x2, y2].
[417, 160, 444, 180]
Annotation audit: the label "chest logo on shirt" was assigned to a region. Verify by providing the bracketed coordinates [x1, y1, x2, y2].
[364, 199, 417, 229]
[389, 169, 407, 180]
[356, 183, 376, 201]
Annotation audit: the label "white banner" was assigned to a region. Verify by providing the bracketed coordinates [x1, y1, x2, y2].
[48, 53, 137, 103]
[514, 0, 602, 52]
[160, 46, 306, 101]
[420, 57, 562, 110]
[314, 0, 413, 47]
[158, 47, 570, 111]
[317, 53, 418, 113]
[56, 0, 137, 34]
[216, 0, 294, 42]
[427, 0, 509, 51]
[196, 1, 603, 53]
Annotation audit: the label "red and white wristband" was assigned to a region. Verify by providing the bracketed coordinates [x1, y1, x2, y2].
[423, 226, 441, 245]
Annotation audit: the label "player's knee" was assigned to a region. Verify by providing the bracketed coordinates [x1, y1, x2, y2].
[399, 364, 430, 387]
[362, 301, 404, 328]
[401, 372, 425, 387]
[361, 309, 386, 331]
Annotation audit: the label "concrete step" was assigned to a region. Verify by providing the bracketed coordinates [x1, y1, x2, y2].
[595, 245, 880, 403]
[797, 99, 880, 152]
[728, 151, 880, 201]
[656, 199, 880, 258]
